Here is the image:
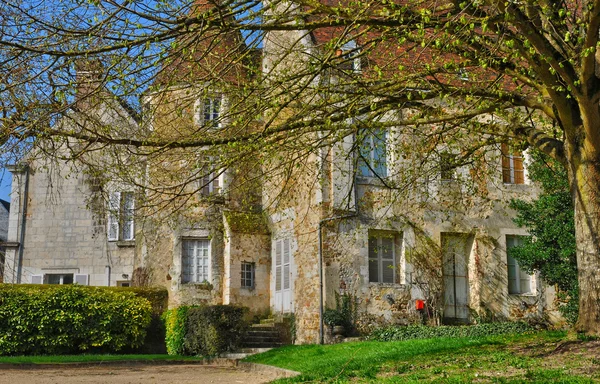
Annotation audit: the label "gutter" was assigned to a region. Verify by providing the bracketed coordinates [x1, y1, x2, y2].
[16, 164, 30, 284]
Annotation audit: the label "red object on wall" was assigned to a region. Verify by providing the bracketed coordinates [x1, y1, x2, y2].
[415, 300, 425, 310]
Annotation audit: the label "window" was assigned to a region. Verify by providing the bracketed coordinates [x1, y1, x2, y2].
[182, 239, 210, 284]
[107, 191, 135, 241]
[241, 262, 255, 289]
[368, 233, 398, 284]
[199, 97, 222, 128]
[440, 152, 457, 181]
[501, 143, 525, 184]
[200, 171, 222, 196]
[336, 40, 362, 73]
[34, 273, 88, 285]
[117, 281, 132, 287]
[197, 157, 224, 196]
[358, 129, 387, 178]
[506, 235, 533, 294]
[46, 273, 73, 285]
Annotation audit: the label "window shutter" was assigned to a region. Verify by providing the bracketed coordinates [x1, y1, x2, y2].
[108, 192, 120, 240]
[275, 240, 282, 291]
[513, 155, 525, 184]
[74, 274, 89, 285]
[31, 274, 43, 284]
[501, 144, 511, 183]
[283, 239, 290, 290]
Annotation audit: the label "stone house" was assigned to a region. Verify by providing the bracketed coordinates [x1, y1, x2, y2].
[2, 0, 564, 345]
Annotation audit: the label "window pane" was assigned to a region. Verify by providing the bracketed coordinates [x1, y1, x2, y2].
[372, 129, 387, 177]
[507, 256, 519, 294]
[359, 129, 387, 177]
[368, 258, 379, 283]
[122, 192, 134, 240]
[382, 260, 394, 283]
[380, 237, 394, 260]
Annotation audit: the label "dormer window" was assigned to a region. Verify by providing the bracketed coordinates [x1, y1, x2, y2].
[336, 40, 362, 73]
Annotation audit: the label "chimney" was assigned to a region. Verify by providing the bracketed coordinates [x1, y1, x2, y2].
[74, 59, 104, 109]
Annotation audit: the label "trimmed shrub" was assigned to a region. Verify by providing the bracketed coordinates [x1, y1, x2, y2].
[163, 306, 189, 355]
[0, 284, 152, 355]
[164, 305, 248, 356]
[369, 322, 535, 342]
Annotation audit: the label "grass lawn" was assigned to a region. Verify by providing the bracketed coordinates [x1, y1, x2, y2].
[0, 354, 203, 364]
[245, 331, 600, 383]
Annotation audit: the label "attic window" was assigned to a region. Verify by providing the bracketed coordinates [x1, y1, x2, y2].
[336, 40, 361, 73]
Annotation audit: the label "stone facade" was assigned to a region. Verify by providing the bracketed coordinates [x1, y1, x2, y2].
[2, 1, 565, 346]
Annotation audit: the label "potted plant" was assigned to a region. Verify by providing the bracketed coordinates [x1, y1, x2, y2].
[323, 309, 346, 336]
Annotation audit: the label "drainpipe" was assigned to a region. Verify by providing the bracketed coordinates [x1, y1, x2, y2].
[317, 148, 361, 344]
[16, 164, 30, 284]
[105, 265, 111, 286]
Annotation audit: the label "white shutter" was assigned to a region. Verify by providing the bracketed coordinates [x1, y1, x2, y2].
[283, 239, 290, 290]
[74, 274, 89, 285]
[107, 192, 120, 241]
[31, 274, 43, 284]
[275, 240, 282, 291]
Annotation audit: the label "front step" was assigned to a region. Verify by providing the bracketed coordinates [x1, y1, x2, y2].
[240, 320, 289, 349]
[221, 348, 272, 359]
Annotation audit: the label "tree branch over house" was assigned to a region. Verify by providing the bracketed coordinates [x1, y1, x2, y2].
[1, 0, 600, 334]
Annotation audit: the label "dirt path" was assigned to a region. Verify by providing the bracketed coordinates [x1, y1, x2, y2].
[0, 364, 285, 384]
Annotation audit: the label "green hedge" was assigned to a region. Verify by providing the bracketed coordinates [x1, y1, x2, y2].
[0, 284, 152, 355]
[369, 322, 535, 342]
[164, 305, 248, 356]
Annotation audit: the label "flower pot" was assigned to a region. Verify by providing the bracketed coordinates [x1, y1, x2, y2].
[332, 325, 345, 336]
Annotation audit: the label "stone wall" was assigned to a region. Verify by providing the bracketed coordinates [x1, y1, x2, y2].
[3, 162, 135, 287]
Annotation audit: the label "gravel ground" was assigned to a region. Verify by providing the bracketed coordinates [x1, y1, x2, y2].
[0, 364, 285, 384]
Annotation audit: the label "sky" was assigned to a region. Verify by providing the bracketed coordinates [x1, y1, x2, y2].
[0, 170, 10, 202]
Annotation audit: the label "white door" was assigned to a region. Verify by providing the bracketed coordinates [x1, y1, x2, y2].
[442, 234, 471, 323]
[274, 238, 293, 313]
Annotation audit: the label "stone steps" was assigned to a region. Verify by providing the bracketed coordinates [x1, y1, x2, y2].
[240, 319, 289, 349]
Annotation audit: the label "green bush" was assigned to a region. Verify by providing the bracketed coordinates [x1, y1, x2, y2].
[164, 305, 248, 356]
[0, 284, 152, 355]
[163, 306, 189, 355]
[369, 322, 535, 342]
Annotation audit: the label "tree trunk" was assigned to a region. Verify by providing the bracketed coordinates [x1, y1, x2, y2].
[571, 154, 600, 335]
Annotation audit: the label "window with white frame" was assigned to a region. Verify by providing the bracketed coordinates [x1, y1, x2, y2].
[368, 232, 399, 284]
[197, 156, 225, 197]
[107, 191, 135, 241]
[506, 235, 533, 294]
[197, 97, 222, 128]
[501, 143, 525, 184]
[200, 171, 223, 196]
[358, 128, 388, 178]
[337, 40, 362, 73]
[182, 239, 210, 284]
[46, 273, 74, 285]
[31, 273, 88, 285]
[241, 261, 255, 288]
